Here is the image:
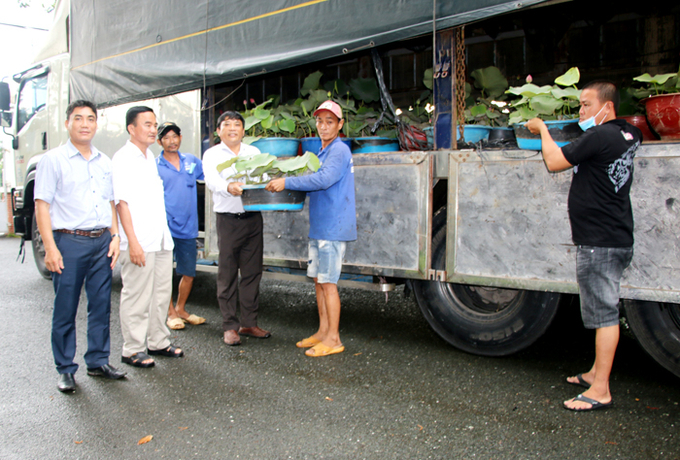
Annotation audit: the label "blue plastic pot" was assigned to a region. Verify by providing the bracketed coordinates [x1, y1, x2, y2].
[456, 125, 492, 144]
[300, 137, 353, 154]
[352, 137, 400, 153]
[251, 138, 300, 157]
[241, 184, 306, 212]
[513, 119, 582, 150]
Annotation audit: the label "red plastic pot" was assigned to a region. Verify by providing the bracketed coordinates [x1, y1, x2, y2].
[618, 115, 658, 141]
[643, 93, 680, 140]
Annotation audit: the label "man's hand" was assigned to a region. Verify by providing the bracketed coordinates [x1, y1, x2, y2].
[525, 118, 546, 135]
[265, 178, 286, 192]
[129, 240, 145, 267]
[108, 235, 120, 269]
[227, 182, 244, 196]
[44, 247, 64, 274]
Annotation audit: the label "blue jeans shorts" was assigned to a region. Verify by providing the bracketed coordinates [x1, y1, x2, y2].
[307, 239, 346, 284]
[576, 245, 633, 329]
[173, 237, 197, 277]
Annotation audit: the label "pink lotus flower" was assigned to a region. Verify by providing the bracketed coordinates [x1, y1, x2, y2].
[526, 75, 533, 83]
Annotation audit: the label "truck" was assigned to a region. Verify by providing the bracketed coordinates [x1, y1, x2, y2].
[2, 0, 679, 378]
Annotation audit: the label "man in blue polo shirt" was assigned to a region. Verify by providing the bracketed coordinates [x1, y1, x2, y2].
[156, 122, 206, 330]
[266, 100, 357, 357]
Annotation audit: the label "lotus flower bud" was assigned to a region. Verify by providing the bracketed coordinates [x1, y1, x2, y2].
[526, 75, 533, 83]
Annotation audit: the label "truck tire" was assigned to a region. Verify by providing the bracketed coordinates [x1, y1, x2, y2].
[31, 212, 52, 280]
[413, 210, 561, 356]
[624, 300, 680, 379]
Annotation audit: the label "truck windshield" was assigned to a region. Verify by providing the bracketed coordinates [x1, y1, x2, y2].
[17, 74, 48, 132]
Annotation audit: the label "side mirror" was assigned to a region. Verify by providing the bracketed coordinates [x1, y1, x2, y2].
[0, 81, 11, 128]
[0, 82, 10, 111]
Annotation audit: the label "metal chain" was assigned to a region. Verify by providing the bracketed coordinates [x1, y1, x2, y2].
[455, 26, 466, 143]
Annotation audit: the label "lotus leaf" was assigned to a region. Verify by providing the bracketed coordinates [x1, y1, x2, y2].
[469, 104, 488, 117]
[531, 94, 564, 115]
[551, 87, 581, 100]
[278, 118, 296, 133]
[244, 116, 261, 131]
[506, 83, 552, 98]
[261, 115, 274, 130]
[235, 154, 276, 173]
[633, 72, 676, 85]
[301, 71, 323, 96]
[324, 79, 349, 97]
[554, 67, 580, 87]
[349, 77, 380, 103]
[423, 68, 433, 90]
[216, 157, 238, 173]
[471, 66, 508, 98]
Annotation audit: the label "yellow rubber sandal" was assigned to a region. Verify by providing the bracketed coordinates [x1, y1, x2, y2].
[305, 343, 345, 357]
[296, 336, 321, 348]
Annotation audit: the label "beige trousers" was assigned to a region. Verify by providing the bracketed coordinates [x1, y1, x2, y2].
[119, 249, 173, 357]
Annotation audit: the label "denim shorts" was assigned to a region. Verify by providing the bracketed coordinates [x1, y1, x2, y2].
[307, 239, 346, 284]
[173, 237, 197, 277]
[576, 245, 633, 329]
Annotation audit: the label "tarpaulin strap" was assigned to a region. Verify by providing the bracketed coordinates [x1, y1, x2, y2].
[16, 235, 25, 263]
[371, 49, 428, 151]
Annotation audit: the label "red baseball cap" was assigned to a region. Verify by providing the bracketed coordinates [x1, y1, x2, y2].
[313, 100, 343, 120]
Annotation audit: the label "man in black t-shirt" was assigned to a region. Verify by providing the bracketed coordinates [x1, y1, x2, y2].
[526, 81, 642, 412]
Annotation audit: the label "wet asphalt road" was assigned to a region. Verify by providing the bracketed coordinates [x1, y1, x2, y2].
[0, 236, 678, 459]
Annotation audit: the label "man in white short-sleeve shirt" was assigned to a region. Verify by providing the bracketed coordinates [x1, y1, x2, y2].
[112, 106, 184, 368]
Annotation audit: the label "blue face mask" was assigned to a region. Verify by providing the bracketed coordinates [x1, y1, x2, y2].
[578, 105, 607, 131]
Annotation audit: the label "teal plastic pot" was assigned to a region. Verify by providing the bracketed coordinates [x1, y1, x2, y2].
[300, 137, 353, 154]
[251, 138, 300, 157]
[352, 137, 400, 153]
[456, 125, 492, 143]
[513, 119, 582, 150]
[241, 184, 306, 212]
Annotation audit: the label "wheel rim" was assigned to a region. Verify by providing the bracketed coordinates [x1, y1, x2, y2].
[438, 282, 525, 316]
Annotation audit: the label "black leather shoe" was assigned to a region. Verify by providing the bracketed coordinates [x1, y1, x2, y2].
[57, 373, 76, 392]
[87, 364, 127, 380]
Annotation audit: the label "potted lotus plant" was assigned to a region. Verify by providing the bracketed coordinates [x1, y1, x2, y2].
[463, 66, 513, 145]
[506, 67, 583, 150]
[632, 67, 680, 140]
[216, 151, 320, 211]
[242, 99, 300, 157]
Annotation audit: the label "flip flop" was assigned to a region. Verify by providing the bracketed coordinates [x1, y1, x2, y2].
[305, 343, 345, 357]
[296, 336, 321, 348]
[182, 314, 206, 325]
[567, 373, 591, 389]
[563, 394, 613, 412]
[167, 317, 185, 330]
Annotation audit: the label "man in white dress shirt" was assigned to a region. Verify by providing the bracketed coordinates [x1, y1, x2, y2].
[112, 106, 184, 367]
[202, 111, 271, 346]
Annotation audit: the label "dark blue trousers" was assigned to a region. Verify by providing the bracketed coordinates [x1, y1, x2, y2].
[51, 232, 112, 374]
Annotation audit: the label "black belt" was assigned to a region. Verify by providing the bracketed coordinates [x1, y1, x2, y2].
[55, 228, 107, 238]
[221, 212, 257, 219]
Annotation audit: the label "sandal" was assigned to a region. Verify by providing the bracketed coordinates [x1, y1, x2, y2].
[181, 314, 206, 325]
[167, 317, 185, 330]
[296, 336, 321, 348]
[305, 343, 345, 357]
[121, 352, 155, 368]
[147, 345, 184, 358]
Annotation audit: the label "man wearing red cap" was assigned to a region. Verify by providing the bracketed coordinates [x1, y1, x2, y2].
[267, 100, 357, 357]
